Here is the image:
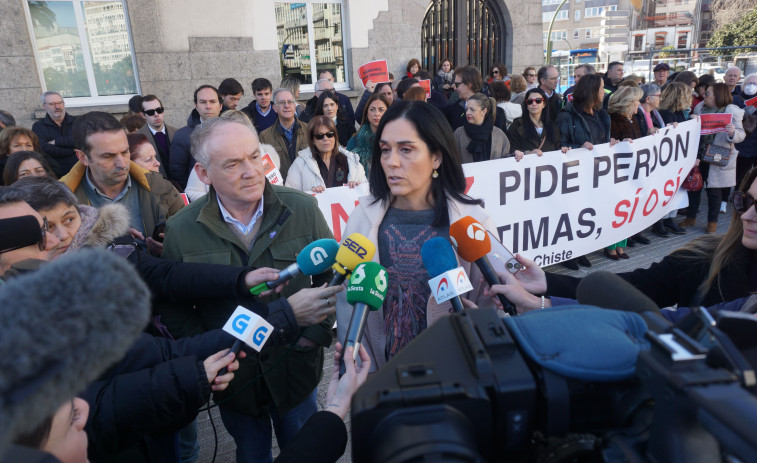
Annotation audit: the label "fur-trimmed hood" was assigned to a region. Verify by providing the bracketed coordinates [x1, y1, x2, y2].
[69, 204, 131, 251]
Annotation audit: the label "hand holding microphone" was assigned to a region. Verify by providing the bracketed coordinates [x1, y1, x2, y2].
[329, 233, 376, 286]
[449, 217, 517, 316]
[249, 239, 340, 295]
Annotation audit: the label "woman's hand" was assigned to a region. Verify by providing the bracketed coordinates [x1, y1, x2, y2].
[609, 138, 619, 146]
[648, 127, 659, 135]
[365, 80, 376, 93]
[560, 146, 570, 153]
[527, 149, 543, 157]
[581, 141, 594, 150]
[204, 349, 247, 391]
[485, 270, 549, 314]
[511, 253, 547, 294]
[622, 138, 634, 143]
[725, 123, 736, 137]
[514, 150, 524, 161]
[347, 180, 359, 189]
[325, 343, 371, 419]
[312, 185, 326, 193]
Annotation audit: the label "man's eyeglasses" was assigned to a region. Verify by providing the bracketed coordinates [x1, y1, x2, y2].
[46, 101, 64, 107]
[313, 131, 336, 140]
[733, 191, 757, 215]
[0, 216, 47, 254]
[527, 73, 537, 77]
[526, 98, 545, 105]
[142, 107, 165, 116]
[276, 100, 296, 107]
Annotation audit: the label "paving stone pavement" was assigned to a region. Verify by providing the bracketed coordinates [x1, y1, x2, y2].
[198, 199, 735, 463]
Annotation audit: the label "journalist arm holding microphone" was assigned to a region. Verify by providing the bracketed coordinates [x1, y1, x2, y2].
[484, 166, 757, 314]
[334, 100, 499, 372]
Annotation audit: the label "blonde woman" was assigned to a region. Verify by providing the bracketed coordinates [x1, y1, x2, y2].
[658, 82, 693, 125]
[453, 93, 510, 163]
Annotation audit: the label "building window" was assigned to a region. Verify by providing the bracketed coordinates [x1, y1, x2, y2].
[275, 1, 347, 92]
[677, 32, 688, 49]
[575, 10, 581, 20]
[574, 29, 579, 39]
[551, 30, 568, 42]
[24, 0, 139, 105]
[585, 7, 604, 17]
[543, 10, 568, 22]
[542, 0, 562, 4]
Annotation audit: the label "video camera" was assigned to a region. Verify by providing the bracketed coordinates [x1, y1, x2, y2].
[351, 273, 757, 463]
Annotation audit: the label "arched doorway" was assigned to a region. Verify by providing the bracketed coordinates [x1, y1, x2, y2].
[421, 0, 507, 76]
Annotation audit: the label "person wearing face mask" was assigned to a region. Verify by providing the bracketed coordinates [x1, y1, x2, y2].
[735, 73, 757, 188]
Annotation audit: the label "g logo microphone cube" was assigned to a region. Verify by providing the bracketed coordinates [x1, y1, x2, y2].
[223, 306, 274, 352]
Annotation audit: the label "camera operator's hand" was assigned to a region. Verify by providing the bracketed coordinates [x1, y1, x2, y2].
[485, 269, 550, 314]
[243, 267, 284, 296]
[287, 283, 344, 327]
[510, 253, 547, 294]
[325, 342, 370, 419]
[204, 349, 246, 392]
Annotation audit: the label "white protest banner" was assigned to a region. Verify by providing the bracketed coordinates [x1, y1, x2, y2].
[311, 121, 700, 264]
[311, 183, 370, 242]
[461, 120, 699, 266]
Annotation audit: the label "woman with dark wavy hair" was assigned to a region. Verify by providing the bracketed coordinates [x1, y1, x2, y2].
[334, 100, 499, 371]
[2, 150, 56, 185]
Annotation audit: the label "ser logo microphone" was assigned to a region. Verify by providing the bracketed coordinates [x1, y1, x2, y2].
[310, 246, 328, 265]
[343, 237, 369, 258]
[223, 306, 274, 352]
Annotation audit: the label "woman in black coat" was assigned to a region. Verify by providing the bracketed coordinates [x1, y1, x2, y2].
[314, 91, 356, 147]
[507, 88, 563, 159]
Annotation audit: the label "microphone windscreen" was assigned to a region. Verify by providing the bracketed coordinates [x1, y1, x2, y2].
[346, 262, 388, 310]
[297, 238, 340, 275]
[0, 249, 151, 452]
[449, 216, 492, 262]
[576, 271, 660, 314]
[0, 216, 42, 253]
[421, 237, 459, 278]
[335, 233, 376, 273]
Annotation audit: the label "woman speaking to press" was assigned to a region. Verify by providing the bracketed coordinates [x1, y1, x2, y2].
[285, 115, 366, 194]
[453, 93, 510, 163]
[335, 101, 497, 371]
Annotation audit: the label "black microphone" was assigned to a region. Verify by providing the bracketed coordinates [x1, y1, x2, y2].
[576, 271, 670, 333]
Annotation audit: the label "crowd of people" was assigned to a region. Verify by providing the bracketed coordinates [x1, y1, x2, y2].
[1, 57, 756, 463]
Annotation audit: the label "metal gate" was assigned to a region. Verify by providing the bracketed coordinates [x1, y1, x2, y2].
[421, 0, 505, 76]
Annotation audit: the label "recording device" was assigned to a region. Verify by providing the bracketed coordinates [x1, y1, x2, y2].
[449, 217, 517, 316]
[151, 221, 166, 242]
[329, 233, 376, 286]
[421, 237, 471, 313]
[217, 306, 275, 376]
[249, 238, 340, 295]
[351, 272, 757, 462]
[343, 262, 388, 360]
[486, 230, 521, 275]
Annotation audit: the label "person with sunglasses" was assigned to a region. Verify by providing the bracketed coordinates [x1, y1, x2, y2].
[285, 115, 366, 193]
[0, 189, 60, 277]
[507, 88, 564, 159]
[138, 94, 177, 179]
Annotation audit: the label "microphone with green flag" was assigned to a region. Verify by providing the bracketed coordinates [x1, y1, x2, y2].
[344, 261, 388, 362]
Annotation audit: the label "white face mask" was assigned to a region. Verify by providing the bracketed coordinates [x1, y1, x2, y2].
[744, 83, 757, 96]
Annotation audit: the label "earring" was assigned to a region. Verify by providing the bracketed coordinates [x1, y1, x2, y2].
[432, 169, 439, 179]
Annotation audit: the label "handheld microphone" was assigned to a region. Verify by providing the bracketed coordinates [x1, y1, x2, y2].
[217, 306, 275, 375]
[329, 233, 376, 286]
[576, 271, 670, 333]
[421, 237, 472, 313]
[449, 217, 517, 316]
[249, 239, 340, 295]
[343, 262, 388, 366]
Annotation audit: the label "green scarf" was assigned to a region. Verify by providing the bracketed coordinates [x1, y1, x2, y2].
[352, 123, 375, 174]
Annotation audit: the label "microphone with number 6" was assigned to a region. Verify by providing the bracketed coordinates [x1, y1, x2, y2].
[329, 233, 376, 286]
[217, 306, 275, 375]
[250, 238, 340, 295]
[449, 216, 517, 316]
[344, 261, 388, 361]
[421, 237, 473, 313]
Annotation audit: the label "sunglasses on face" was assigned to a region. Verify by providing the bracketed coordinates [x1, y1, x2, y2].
[492, 70, 500, 74]
[733, 191, 757, 215]
[143, 107, 165, 116]
[526, 98, 544, 105]
[527, 73, 536, 77]
[313, 131, 336, 140]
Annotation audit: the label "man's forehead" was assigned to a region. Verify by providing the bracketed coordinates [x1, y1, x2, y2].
[45, 95, 63, 103]
[207, 125, 258, 154]
[197, 89, 218, 100]
[88, 130, 128, 152]
[143, 99, 161, 109]
[0, 202, 42, 223]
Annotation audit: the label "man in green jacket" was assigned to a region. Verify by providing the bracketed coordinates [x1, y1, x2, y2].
[160, 116, 338, 463]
